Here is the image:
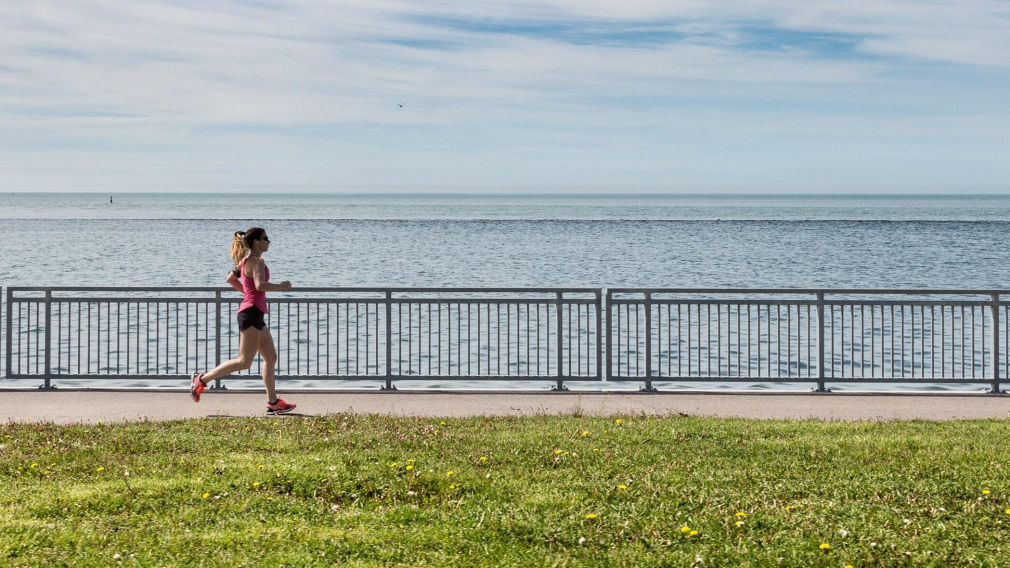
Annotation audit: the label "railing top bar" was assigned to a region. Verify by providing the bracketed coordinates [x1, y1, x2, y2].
[7, 286, 600, 294]
[607, 288, 1010, 296]
[8, 286, 228, 292]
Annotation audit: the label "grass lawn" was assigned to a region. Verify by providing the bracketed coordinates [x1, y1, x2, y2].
[3, 414, 1010, 567]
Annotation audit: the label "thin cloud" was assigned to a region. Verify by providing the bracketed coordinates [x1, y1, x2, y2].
[0, 1, 1008, 191]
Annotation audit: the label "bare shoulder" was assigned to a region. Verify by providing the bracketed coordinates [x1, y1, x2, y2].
[243, 255, 263, 276]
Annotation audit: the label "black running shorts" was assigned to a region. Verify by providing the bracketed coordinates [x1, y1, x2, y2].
[237, 306, 267, 331]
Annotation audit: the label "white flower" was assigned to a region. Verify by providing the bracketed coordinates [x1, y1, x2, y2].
[329, 466, 336, 471]
[838, 529, 848, 538]
[113, 553, 121, 560]
[578, 537, 586, 545]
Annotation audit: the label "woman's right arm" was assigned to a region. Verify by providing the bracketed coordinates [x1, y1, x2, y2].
[250, 257, 292, 292]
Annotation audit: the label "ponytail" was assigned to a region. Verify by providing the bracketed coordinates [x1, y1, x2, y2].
[230, 231, 247, 266]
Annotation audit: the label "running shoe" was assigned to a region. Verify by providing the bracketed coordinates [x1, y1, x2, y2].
[190, 372, 206, 402]
[266, 398, 296, 415]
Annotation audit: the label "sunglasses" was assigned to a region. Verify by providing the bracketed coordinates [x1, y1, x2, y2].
[260, 236, 270, 243]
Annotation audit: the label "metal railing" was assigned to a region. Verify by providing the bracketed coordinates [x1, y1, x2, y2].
[3, 287, 602, 390]
[3, 287, 1009, 392]
[607, 289, 1007, 392]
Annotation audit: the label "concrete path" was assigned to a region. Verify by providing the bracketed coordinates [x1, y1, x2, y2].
[3, 389, 1010, 423]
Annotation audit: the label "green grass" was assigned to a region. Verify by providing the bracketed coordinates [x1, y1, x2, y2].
[3, 414, 1010, 567]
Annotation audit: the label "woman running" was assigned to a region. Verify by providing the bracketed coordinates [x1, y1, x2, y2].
[191, 227, 296, 415]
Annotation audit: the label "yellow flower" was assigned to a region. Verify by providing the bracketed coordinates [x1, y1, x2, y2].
[689, 530, 698, 536]
[253, 482, 260, 487]
[593, 448, 600, 452]
[480, 456, 488, 462]
[819, 543, 830, 550]
[585, 514, 597, 519]
[1005, 508, 1010, 515]
[138, 466, 145, 471]
[406, 465, 414, 471]
[615, 419, 622, 425]
[96, 467, 104, 472]
[407, 459, 415, 463]
[680, 526, 691, 533]
[735, 511, 746, 517]
[258, 464, 264, 469]
[554, 449, 563, 455]
[845, 565, 854, 568]
[736, 521, 744, 527]
[440, 421, 446, 425]
[267, 497, 273, 501]
[446, 471, 454, 477]
[581, 430, 588, 436]
[327, 429, 334, 433]
[30, 463, 38, 468]
[449, 484, 456, 489]
[983, 490, 991, 495]
[390, 462, 398, 467]
[203, 493, 210, 499]
[618, 484, 627, 490]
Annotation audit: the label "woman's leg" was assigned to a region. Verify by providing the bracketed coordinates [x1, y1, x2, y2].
[201, 326, 262, 383]
[258, 327, 279, 402]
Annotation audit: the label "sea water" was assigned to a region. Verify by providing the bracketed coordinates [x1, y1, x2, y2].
[2, 192, 1008, 391]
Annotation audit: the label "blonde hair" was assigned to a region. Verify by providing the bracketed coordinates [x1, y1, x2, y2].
[230, 227, 266, 266]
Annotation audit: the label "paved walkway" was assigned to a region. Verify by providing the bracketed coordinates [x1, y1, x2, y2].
[3, 389, 1010, 423]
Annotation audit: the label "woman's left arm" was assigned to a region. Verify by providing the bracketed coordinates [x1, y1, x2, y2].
[225, 269, 243, 292]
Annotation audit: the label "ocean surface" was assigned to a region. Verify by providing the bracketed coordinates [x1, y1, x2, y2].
[2, 192, 1009, 391]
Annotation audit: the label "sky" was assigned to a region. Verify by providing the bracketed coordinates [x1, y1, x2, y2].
[1, 1, 1009, 193]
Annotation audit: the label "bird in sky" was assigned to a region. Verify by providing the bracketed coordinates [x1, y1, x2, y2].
[397, 103, 404, 107]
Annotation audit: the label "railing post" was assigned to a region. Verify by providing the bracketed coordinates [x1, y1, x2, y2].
[596, 289, 603, 382]
[641, 292, 657, 392]
[553, 291, 567, 391]
[991, 293, 1002, 394]
[5, 287, 12, 380]
[213, 290, 224, 390]
[814, 291, 829, 392]
[43, 290, 53, 390]
[605, 289, 612, 382]
[383, 290, 395, 390]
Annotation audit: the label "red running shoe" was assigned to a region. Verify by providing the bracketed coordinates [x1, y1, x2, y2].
[190, 372, 206, 402]
[266, 398, 296, 415]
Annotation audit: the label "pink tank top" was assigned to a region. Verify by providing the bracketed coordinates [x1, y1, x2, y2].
[238, 258, 269, 313]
